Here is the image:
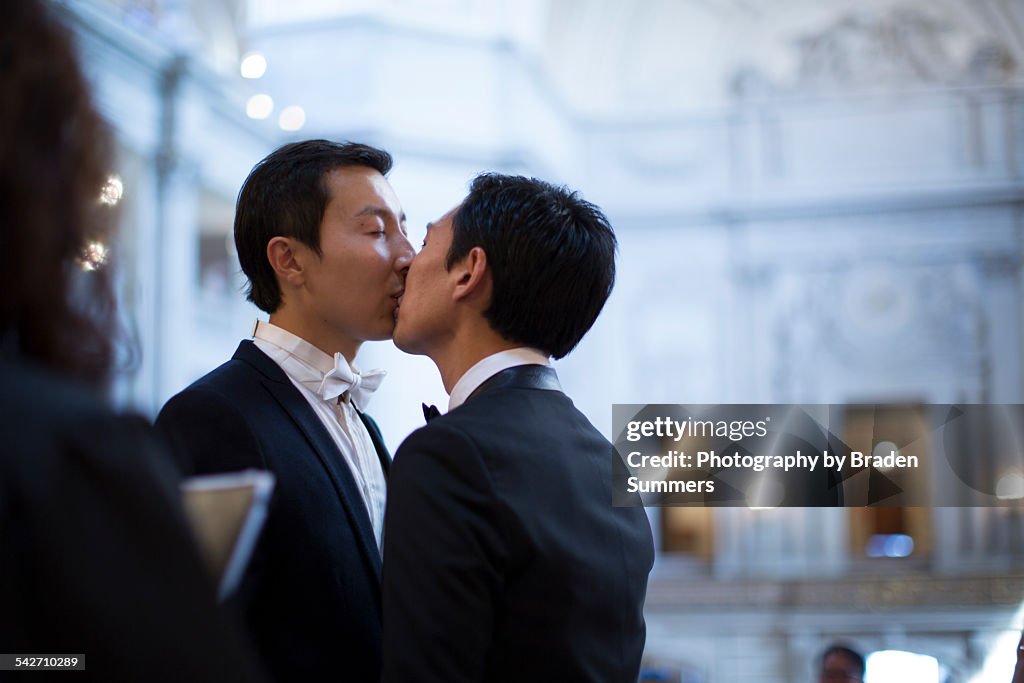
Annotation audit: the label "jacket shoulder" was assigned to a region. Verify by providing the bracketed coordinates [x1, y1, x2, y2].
[155, 357, 271, 475]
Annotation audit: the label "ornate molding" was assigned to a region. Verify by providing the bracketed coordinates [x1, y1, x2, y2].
[732, 7, 1019, 98]
[646, 573, 1024, 610]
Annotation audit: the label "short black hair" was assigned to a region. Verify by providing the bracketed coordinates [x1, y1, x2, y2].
[820, 644, 865, 677]
[234, 139, 392, 313]
[448, 173, 617, 359]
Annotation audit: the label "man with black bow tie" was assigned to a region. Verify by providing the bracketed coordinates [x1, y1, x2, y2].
[156, 140, 413, 681]
[382, 173, 654, 683]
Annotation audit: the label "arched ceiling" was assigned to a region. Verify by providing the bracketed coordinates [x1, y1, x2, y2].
[538, 0, 1023, 117]
[105, 0, 1023, 119]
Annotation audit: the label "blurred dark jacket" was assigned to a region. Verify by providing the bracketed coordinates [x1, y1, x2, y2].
[0, 358, 266, 682]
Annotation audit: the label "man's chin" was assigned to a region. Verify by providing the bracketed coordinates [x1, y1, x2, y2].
[392, 323, 425, 356]
[358, 319, 398, 344]
[392, 326, 412, 353]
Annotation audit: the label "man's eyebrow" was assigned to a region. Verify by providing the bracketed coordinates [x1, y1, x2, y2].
[354, 205, 402, 221]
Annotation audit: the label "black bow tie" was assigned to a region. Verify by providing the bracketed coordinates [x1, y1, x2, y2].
[422, 403, 441, 423]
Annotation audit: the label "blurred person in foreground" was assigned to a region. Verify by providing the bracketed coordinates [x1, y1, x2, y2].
[156, 140, 414, 681]
[817, 644, 865, 683]
[382, 173, 654, 682]
[0, 2, 265, 680]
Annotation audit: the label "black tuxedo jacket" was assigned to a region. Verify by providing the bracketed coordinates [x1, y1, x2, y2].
[381, 365, 654, 683]
[156, 340, 390, 682]
[0, 359, 266, 682]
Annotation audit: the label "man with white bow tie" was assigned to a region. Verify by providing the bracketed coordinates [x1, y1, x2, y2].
[157, 140, 413, 682]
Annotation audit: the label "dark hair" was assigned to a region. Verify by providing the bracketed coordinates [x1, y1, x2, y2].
[234, 139, 393, 312]
[0, 0, 117, 387]
[821, 644, 865, 677]
[448, 173, 617, 359]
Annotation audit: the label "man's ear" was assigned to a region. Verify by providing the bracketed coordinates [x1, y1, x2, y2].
[452, 246, 489, 303]
[266, 236, 306, 288]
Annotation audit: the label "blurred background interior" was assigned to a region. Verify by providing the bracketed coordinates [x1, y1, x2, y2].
[55, 0, 1024, 680]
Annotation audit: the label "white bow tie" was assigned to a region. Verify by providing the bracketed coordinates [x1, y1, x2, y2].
[305, 354, 386, 408]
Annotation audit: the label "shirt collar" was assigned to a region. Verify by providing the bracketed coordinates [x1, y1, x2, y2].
[448, 347, 551, 411]
[252, 319, 339, 376]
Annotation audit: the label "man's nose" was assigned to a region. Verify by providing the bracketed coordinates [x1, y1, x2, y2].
[395, 233, 414, 273]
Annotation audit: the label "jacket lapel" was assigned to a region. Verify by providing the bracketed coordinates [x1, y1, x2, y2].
[234, 341, 383, 579]
[357, 410, 391, 479]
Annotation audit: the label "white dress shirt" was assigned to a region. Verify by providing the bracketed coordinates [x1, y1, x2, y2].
[252, 320, 387, 551]
[448, 347, 552, 412]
